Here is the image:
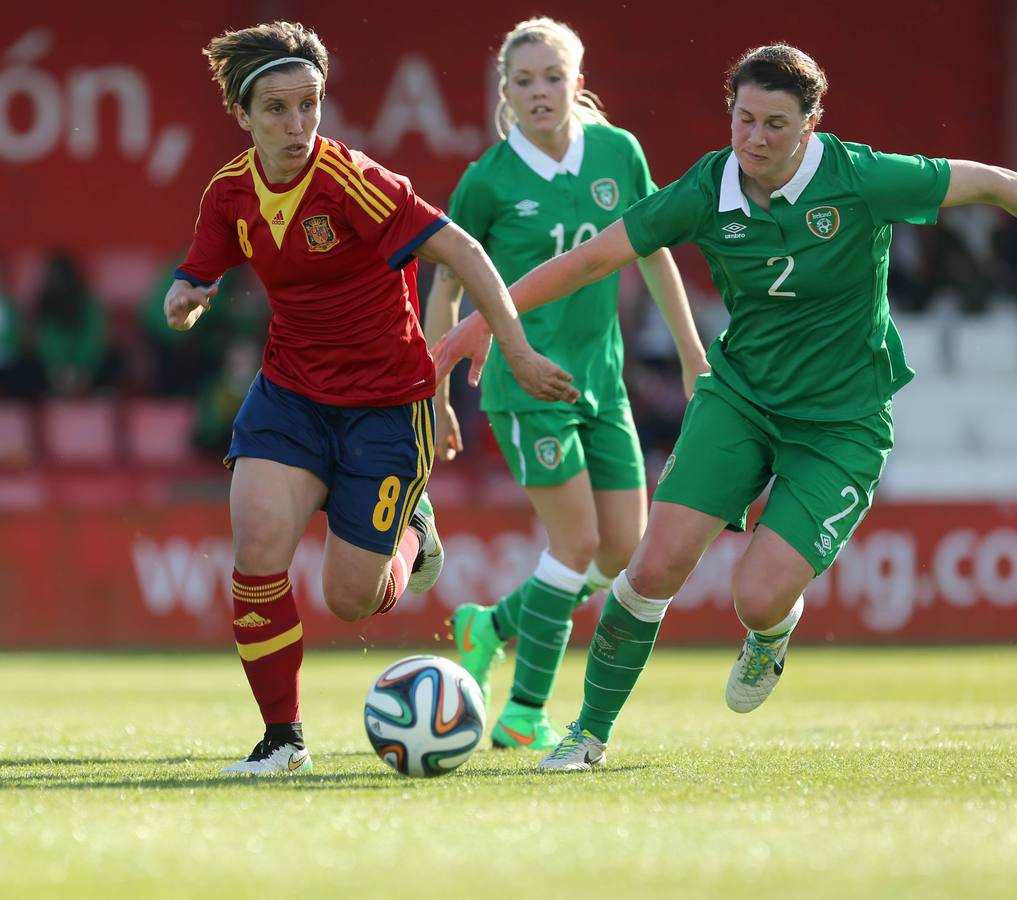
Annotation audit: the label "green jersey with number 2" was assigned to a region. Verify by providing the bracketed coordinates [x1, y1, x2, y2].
[623, 132, 951, 421]
[449, 123, 656, 413]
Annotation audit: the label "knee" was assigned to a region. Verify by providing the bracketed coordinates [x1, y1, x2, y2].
[322, 574, 382, 622]
[595, 535, 640, 579]
[731, 568, 787, 631]
[626, 553, 687, 599]
[234, 528, 284, 576]
[549, 527, 600, 574]
[323, 589, 378, 622]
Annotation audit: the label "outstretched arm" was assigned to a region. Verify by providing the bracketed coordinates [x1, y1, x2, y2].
[943, 160, 1017, 215]
[417, 222, 578, 404]
[636, 249, 709, 399]
[513, 219, 640, 313]
[422, 265, 466, 461]
[433, 220, 639, 381]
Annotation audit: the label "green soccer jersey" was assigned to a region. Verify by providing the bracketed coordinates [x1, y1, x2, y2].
[449, 122, 655, 413]
[623, 132, 951, 420]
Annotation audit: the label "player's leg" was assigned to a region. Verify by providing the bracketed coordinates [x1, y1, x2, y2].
[540, 380, 772, 769]
[725, 527, 811, 713]
[491, 470, 601, 750]
[319, 399, 435, 621]
[450, 409, 585, 719]
[539, 500, 725, 770]
[726, 403, 892, 712]
[575, 401, 648, 605]
[221, 374, 334, 776]
[224, 457, 325, 776]
[589, 485, 647, 588]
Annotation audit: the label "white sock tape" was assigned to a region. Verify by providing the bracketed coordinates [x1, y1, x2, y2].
[533, 550, 587, 594]
[584, 560, 613, 592]
[612, 570, 671, 623]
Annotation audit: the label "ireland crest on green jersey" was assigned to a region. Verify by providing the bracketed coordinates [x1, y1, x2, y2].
[591, 177, 619, 210]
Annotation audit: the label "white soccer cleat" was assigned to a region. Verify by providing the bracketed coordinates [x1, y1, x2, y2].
[726, 631, 789, 713]
[408, 493, 444, 593]
[220, 739, 313, 776]
[537, 722, 607, 772]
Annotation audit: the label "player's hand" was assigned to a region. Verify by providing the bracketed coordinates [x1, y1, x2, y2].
[164, 279, 218, 331]
[506, 349, 579, 404]
[432, 311, 492, 386]
[434, 401, 464, 462]
[682, 357, 711, 400]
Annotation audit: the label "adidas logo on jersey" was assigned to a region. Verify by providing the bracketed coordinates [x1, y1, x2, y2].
[722, 222, 747, 240]
[272, 211, 285, 225]
[515, 199, 539, 217]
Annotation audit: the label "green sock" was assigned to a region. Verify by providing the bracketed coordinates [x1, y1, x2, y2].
[493, 583, 527, 640]
[578, 591, 662, 743]
[510, 555, 585, 705]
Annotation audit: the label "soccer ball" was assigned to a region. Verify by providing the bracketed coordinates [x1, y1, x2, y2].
[364, 654, 486, 777]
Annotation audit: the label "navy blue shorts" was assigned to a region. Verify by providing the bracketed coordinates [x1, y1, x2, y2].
[226, 372, 435, 555]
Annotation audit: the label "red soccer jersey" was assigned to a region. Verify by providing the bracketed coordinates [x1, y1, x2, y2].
[176, 135, 448, 406]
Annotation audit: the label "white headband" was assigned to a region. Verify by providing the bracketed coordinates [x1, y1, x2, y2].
[238, 56, 319, 101]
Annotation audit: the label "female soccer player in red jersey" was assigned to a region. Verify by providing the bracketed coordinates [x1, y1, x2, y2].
[164, 21, 578, 776]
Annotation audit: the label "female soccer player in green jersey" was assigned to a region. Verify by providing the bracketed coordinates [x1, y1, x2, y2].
[434, 42, 1017, 770]
[424, 17, 708, 751]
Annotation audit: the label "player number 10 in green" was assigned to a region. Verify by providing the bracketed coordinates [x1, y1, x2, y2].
[550, 222, 599, 257]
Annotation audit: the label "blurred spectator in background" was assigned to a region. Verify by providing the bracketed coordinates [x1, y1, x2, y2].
[0, 261, 44, 398]
[991, 210, 1017, 299]
[191, 337, 262, 455]
[138, 257, 269, 397]
[889, 209, 1007, 314]
[32, 252, 119, 396]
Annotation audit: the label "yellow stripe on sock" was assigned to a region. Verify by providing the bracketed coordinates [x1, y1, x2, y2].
[236, 623, 303, 661]
[232, 578, 291, 604]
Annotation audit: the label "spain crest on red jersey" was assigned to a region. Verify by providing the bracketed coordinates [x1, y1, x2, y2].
[302, 214, 340, 252]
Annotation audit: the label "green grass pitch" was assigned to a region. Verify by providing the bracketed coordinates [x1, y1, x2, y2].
[1, 647, 1014, 899]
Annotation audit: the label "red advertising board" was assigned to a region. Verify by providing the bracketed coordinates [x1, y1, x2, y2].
[2, 482, 1015, 648]
[1, 1, 1007, 303]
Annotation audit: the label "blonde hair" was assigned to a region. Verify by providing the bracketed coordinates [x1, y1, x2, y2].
[495, 17, 609, 139]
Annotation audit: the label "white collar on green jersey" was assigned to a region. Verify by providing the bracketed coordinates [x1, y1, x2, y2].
[719, 132, 825, 216]
[507, 120, 584, 181]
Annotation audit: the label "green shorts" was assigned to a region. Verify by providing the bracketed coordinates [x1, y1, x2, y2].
[487, 402, 645, 490]
[654, 375, 893, 574]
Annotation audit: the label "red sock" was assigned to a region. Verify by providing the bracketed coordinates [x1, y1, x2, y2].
[374, 528, 419, 616]
[232, 569, 302, 723]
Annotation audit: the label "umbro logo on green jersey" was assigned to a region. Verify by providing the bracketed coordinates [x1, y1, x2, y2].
[722, 222, 747, 240]
[515, 199, 539, 217]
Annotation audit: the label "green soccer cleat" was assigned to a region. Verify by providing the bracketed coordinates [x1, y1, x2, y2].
[725, 630, 789, 713]
[491, 699, 562, 751]
[450, 603, 505, 709]
[407, 492, 444, 594]
[537, 721, 607, 771]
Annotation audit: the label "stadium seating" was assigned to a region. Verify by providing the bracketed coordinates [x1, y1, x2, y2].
[40, 399, 117, 466]
[0, 402, 34, 467]
[124, 400, 197, 465]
